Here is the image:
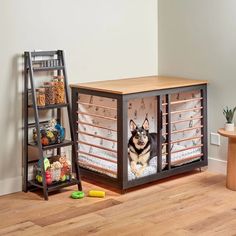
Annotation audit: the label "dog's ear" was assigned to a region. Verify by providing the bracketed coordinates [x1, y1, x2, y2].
[142, 118, 149, 131]
[130, 120, 137, 132]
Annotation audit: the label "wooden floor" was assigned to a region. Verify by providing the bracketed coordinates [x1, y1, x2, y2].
[1, 171, 236, 236]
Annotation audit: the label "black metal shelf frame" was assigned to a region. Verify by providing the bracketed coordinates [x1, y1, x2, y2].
[23, 50, 82, 200]
[27, 103, 69, 110]
[28, 139, 74, 150]
[29, 179, 79, 192]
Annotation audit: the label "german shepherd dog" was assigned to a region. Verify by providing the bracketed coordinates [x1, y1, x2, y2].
[128, 118, 158, 177]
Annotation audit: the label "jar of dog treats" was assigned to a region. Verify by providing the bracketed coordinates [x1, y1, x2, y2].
[44, 82, 55, 105]
[36, 88, 45, 107]
[53, 76, 65, 104]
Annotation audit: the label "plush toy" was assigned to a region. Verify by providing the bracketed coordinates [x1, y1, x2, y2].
[45, 170, 52, 185]
[50, 161, 62, 181]
[59, 155, 71, 180]
[37, 158, 50, 171]
[33, 119, 65, 146]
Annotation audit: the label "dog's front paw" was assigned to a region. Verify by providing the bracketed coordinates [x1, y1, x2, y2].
[131, 166, 137, 175]
[130, 162, 138, 175]
[135, 171, 142, 177]
[136, 167, 146, 178]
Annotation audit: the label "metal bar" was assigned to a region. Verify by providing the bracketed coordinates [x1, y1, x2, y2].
[56, 50, 62, 158]
[170, 135, 203, 144]
[170, 97, 203, 105]
[28, 103, 69, 110]
[28, 52, 48, 200]
[170, 106, 203, 115]
[170, 116, 203, 125]
[32, 59, 59, 64]
[117, 85, 206, 101]
[31, 50, 58, 57]
[56, 107, 61, 157]
[79, 161, 117, 176]
[77, 120, 117, 132]
[117, 95, 128, 189]
[201, 86, 208, 164]
[78, 101, 117, 111]
[79, 150, 117, 164]
[171, 144, 203, 154]
[33, 66, 64, 72]
[28, 120, 51, 128]
[61, 50, 82, 191]
[171, 154, 203, 165]
[47, 179, 79, 192]
[28, 140, 73, 150]
[77, 111, 117, 121]
[72, 88, 78, 174]
[157, 95, 163, 172]
[23, 52, 29, 192]
[162, 98, 202, 106]
[171, 125, 203, 134]
[162, 107, 203, 116]
[79, 141, 117, 153]
[78, 130, 117, 143]
[77, 87, 122, 100]
[166, 94, 171, 170]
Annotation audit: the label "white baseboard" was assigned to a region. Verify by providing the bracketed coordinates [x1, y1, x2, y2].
[0, 176, 22, 196]
[208, 157, 227, 175]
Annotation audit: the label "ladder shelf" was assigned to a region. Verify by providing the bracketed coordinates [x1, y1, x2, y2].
[24, 50, 82, 200]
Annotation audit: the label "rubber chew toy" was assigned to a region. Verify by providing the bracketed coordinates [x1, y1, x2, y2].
[88, 190, 105, 198]
[71, 191, 85, 199]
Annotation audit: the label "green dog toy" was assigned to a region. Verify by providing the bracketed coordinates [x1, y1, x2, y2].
[71, 191, 85, 199]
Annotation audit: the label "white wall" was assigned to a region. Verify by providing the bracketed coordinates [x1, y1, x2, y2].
[158, 0, 236, 174]
[0, 0, 158, 195]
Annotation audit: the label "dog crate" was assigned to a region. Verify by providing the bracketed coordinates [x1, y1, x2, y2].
[71, 76, 207, 191]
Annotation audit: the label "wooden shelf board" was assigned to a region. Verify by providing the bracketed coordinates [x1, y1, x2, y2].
[28, 103, 69, 110]
[70, 76, 208, 95]
[28, 179, 79, 192]
[28, 140, 73, 150]
[32, 66, 64, 72]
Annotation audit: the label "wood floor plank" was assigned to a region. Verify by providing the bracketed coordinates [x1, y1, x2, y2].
[1, 171, 236, 235]
[32, 199, 121, 226]
[0, 221, 42, 236]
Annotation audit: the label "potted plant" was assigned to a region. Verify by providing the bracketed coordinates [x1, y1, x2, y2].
[223, 106, 236, 131]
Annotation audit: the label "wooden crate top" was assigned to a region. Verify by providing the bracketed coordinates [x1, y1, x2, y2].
[70, 75, 208, 94]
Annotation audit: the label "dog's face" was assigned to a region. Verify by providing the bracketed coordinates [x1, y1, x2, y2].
[130, 118, 149, 149]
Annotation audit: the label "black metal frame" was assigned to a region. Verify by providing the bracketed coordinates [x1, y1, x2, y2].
[24, 50, 82, 200]
[71, 84, 208, 191]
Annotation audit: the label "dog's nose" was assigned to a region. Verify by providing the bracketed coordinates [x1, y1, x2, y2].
[138, 140, 145, 145]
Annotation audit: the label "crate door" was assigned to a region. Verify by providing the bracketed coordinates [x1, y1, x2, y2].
[162, 90, 204, 170]
[127, 96, 160, 181]
[77, 94, 118, 179]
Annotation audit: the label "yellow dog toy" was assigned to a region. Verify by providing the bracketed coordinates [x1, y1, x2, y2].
[88, 190, 105, 198]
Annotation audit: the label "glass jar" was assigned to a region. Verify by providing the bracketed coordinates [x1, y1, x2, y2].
[36, 88, 45, 107]
[44, 82, 55, 105]
[53, 76, 65, 104]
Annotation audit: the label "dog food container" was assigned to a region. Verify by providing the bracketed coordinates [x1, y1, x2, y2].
[44, 82, 55, 105]
[36, 88, 45, 107]
[53, 76, 65, 104]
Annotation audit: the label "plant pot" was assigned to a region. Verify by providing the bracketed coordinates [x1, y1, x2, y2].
[224, 123, 234, 131]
